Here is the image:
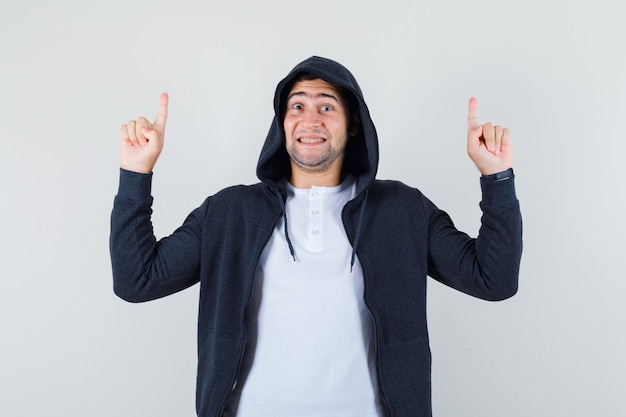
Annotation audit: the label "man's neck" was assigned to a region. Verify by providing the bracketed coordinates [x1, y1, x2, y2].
[289, 165, 343, 189]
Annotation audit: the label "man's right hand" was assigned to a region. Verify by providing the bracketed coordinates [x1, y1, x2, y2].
[119, 93, 169, 174]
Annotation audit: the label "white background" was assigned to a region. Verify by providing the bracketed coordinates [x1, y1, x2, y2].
[1, 0, 624, 416]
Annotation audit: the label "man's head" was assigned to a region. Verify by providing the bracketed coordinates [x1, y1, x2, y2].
[257, 57, 376, 190]
[282, 74, 360, 186]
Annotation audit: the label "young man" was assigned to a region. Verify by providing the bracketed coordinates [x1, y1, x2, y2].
[111, 56, 522, 417]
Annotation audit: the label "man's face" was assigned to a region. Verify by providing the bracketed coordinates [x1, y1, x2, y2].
[283, 78, 350, 176]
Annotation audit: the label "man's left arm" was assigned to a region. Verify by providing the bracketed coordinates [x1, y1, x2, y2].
[426, 98, 522, 300]
[468, 97, 521, 299]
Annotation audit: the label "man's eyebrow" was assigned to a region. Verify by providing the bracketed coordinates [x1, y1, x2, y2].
[287, 91, 340, 102]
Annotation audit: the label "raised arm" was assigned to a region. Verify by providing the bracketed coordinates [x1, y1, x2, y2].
[425, 99, 521, 300]
[111, 93, 202, 302]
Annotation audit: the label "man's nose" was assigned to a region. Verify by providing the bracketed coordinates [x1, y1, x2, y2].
[301, 109, 322, 127]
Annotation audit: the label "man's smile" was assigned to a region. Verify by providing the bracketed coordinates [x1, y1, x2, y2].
[298, 137, 326, 144]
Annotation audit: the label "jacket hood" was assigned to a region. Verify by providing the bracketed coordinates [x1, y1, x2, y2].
[256, 56, 379, 197]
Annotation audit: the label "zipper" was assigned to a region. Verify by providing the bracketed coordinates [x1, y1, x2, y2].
[362, 268, 393, 417]
[216, 210, 284, 417]
[342, 194, 392, 416]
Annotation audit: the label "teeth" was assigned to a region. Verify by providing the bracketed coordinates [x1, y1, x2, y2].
[299, 138, 325, 144]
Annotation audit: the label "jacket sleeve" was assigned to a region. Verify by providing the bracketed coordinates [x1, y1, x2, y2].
[109, 169, 204, 302]
[426, 168, 522, 301]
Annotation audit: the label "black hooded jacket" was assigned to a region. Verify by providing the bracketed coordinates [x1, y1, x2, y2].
[111, 56, 522, 417]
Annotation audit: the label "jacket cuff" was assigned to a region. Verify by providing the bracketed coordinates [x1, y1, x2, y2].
[480, 168, 517, 206]
[116, 168, 153, 201]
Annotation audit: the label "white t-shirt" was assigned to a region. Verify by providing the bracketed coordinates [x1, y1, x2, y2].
[223, 177, 384, 417]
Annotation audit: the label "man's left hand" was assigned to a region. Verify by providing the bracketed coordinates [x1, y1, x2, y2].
[466, 97, 513, 175]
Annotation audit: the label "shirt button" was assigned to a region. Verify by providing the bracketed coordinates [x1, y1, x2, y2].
[311, 191, 318, 197]
[311, 229, 319, 235]
[311, 210, 319, 215]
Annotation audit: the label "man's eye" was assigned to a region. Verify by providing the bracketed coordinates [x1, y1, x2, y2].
[291, 103, 303, 110]
[321, 105, 334, 111]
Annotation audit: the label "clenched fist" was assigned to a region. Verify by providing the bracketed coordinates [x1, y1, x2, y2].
[119, 93, 169, 174]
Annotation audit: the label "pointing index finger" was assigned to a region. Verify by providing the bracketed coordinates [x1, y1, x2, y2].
[467, 97, 479, 131]
[153, 92, 169, 130]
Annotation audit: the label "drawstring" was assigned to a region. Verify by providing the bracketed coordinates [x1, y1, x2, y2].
[274, 183, 368, 268]
[350, 189, 369, 272]
[277, 191, 296, 261]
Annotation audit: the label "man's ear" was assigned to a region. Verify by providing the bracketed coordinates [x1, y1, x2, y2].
[350, 111, 361, 137]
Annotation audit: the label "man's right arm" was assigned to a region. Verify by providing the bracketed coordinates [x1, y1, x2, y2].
[110, 94, 202, 302]
[110, 169, 203, 302]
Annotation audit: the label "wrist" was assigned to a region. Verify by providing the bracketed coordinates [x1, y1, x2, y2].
[120, 161, 154, 174]
[481, 168, 514, 182]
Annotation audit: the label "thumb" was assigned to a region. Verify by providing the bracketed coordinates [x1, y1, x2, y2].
[141, 126, 162, 145]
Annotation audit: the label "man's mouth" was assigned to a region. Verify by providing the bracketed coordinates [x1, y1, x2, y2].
[298, 137, 326, 144]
